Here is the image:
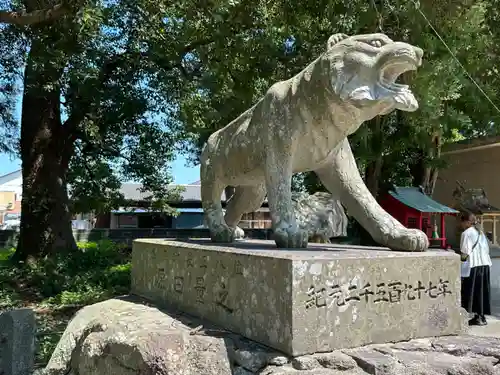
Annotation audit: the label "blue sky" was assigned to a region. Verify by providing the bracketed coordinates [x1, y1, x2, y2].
[0, 152, 200, 184]
[0, 117, 201, 187]
[170, 156, 200, 184]
[0, 85, 201, 185]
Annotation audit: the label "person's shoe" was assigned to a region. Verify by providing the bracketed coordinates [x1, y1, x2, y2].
[480, 315, 488, 325]
[469, 316, 487, 326]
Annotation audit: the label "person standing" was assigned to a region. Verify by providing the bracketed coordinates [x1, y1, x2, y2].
[460, 212, 492, 326]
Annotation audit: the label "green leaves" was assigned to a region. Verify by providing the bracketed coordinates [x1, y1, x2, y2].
[2, 0, 500, 212]
[170, 0, 500, 195]
[0, 0, 198, 214]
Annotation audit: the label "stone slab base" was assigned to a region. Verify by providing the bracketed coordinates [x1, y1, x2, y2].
[131, 239, 465, 356]
[44, 298, 495, 375]
[0, 308, 35, 375]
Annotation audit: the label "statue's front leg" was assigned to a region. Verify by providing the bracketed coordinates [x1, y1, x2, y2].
[315, 139, 428, 251]
[265, 151, 308, 249]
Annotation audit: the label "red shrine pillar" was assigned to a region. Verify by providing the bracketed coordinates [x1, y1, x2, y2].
[440, 213, 446, 248]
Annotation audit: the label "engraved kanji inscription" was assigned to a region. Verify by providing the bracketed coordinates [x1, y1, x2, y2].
[186, 252, 194, 268]
[388, 282, 404, 303]
[374, 283, 389, 303]
[437, 279, 452, 297]
[154, 268, 166, 289]
[304, 277, 454, 310]
[174, 276, 184, 293]
[234, 260, 243, 275]
[405, 283, 416, 300]
[199, 255, 208, 269]
[426, 281, 439, 299]
[195, 277, 206, 303]
[326, 281, 345, 307]
[215, 282, 233, 313]
[346, 285, 361, 303]
[414, 281, 426, 299]
[359, 283, 374, 302]
[216, 259, 227, 271]
[306, 286, 327, 309]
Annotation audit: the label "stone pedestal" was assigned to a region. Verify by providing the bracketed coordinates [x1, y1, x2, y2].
[0, 308, 35, 375]
[131, 239, 464, 356]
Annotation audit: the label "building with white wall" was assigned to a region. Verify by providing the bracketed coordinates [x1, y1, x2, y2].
[0, 170, 22, 224]
[0, 170, 271, 229]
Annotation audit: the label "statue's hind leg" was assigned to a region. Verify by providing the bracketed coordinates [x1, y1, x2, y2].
[224, 183, 267, 237]
[200, 163, 236, 243]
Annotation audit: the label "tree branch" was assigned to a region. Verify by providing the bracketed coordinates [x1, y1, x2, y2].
[0, 3, 70, 26]
[63, 37, 216, 138]
[63, 52, 140, 136]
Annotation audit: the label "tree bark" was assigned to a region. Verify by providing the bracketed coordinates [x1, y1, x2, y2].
[13, 36, 77, 262]
[410, 149, 426, 188]
[424, 133, 441, 196]
[0, 2, 69, 25]
[224, 186, 236, 205]
[364, 157, 383, 198]
[364, 117, 384, 198]
[409, 134, 441, 196]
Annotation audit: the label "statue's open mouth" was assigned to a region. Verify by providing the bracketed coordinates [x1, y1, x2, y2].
[342, 44, 422, 112]
[378, 56, 420, 93]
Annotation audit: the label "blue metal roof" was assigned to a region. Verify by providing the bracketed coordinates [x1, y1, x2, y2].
[389, 187, 459, 214]
[111, 208, 204, 214]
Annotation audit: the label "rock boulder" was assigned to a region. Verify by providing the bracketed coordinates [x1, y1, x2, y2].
[42, 297, 500, 375]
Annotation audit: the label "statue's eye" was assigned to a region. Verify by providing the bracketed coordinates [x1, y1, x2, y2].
[370, 40, 383, 48]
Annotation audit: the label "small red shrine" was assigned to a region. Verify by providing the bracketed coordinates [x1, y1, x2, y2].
[379, 186, 459, 248]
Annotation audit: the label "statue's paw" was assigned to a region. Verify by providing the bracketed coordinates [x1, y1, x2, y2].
[273, 227, 308, 249]
[385, 228, 429, 252]
[309, 234, 331, 244]
[210, 224, 237, 243]
[234, 226, 245, 240]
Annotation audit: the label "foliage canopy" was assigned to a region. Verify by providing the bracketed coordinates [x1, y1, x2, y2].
[1, 0, 500, 257]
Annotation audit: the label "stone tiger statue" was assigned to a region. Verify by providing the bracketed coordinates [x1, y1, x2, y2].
[200, 33, 429, 251]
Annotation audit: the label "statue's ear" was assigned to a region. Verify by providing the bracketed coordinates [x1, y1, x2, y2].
[327, 33, 349, 51]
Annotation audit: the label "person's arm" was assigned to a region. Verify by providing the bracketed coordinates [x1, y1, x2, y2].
[460, 229, 473, 255]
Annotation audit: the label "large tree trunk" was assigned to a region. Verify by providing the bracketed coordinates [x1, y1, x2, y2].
[410, 149, 426, 188]
[410, 133, 441, 196]
[224, 186, 236, 203]
[423, 133, 441, 196]
[364, 157, 383, 198]
[364, 117, 384, 198]
[13, 36, 77, 262]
